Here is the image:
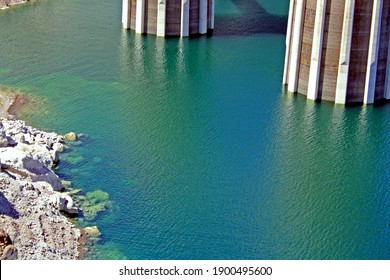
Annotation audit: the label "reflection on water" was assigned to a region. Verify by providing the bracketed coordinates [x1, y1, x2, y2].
[271, 92, 390, 259]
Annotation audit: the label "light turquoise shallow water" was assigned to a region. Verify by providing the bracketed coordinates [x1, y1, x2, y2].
[0, 0, 389, 259]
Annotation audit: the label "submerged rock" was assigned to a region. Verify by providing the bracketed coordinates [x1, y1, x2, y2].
[64, 132, 77, 141]
[75, 190, 110, 221]
[83, 226, 101, 237]
[62, 154, 84, 166]
[78, 225, 101, 258]
[61, 180, 72, 188]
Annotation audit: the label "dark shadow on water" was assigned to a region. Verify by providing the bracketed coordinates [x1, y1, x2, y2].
[0, 191, 20, 219]
[214, 0, 288, 36]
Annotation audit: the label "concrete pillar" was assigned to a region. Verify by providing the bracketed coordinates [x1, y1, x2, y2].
[287, 0, 305, 93]
[199, 0, 208, 34]
[335, 0, 355, 104]
[157, 0, 166, 37]
[283, 0, 296, 85]
[307, 0, 327, 100]
[210, 0, 215, 29]
[363, 0, 383, 104]
[181, 0, 190, 37]
[122, 0, 131, 29]
[135, 0, 145, 34]
[386, 34, 390, 99]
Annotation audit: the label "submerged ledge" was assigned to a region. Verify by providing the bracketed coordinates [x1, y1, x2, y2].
[0, 90, 82, 260]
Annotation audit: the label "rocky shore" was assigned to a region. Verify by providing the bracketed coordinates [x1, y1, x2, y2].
[0, 0, 28, 10]
[0, 91, 81, 259]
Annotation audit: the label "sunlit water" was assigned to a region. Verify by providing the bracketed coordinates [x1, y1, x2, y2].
[0, 0, 389, 259]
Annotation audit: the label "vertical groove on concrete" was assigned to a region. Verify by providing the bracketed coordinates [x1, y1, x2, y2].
[210, 0, 214, 29]
[364, 0, 383, 104]
[157, 0, 166, 36]
[386, 31, 390, 99]
[199, 0, 208, 34]
[375, 0, 389, 100]
[283, 0, 297, 85]
[145, 0, 158, 35]
[189, 0, 200, 35]
[346, 0, 373, 103]
[335, 0, 355, 104]
[287, 0, 305, 93]
[166, 0, 182, 36]
[130, 0, 137, 30]
[297, 0, 316, 96]
[307, 0, 327, 100]
[181, 0, 190, 37]
[317, 0, 344, 102]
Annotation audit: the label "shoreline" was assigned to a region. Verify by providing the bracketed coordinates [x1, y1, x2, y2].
[0, 0, 29, 10]
[0, 89, 83, 259]
[0, 89, 26, 119]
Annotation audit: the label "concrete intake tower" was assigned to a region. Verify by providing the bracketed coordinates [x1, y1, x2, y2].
[122, 0, 214, 37]
[283, 0, 390, 104]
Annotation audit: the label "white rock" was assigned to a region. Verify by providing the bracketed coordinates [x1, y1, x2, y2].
[31, 173, 63, 191]
[52, 143, 64, 153]
[83, 226, 101, 237]
[0, 117, 81, 259]
[0, 137, 8, 147]
[59, 194, 79, 215]
[0, 123, 8, 147]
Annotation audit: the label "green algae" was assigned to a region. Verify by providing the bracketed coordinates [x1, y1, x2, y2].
[75, 189, 111, 222]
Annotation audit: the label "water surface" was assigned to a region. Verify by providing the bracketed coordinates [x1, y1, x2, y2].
[0, 0, 389, 259]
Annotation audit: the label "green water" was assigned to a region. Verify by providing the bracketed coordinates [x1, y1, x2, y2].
[0, 0, 389, 259]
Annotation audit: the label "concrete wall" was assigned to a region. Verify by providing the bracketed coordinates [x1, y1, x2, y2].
[317, 0, 345, 101]
[189, 0, 200, 35]
[284, 0, 390, 104]
[123, 0, 214, 37]
[375, 0, 390, 100]
[145, 0, 157, 35]
[346, 0, 373, 103]
[130, 0, 137, 30]
[297, 0, 316, 95]
[166, 0, 181, 36]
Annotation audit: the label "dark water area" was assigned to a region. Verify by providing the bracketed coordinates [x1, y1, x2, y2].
[0, 0, 389, 259]
[214, 0, 287, 36]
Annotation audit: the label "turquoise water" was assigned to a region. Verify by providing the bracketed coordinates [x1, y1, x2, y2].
[0, 0, 389, 259]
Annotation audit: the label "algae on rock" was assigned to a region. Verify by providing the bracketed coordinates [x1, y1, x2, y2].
[74, 189, 111, 221]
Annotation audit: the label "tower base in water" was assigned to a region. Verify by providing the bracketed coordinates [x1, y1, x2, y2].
[283, 0, 390, 104]
[122, 0, 214, 37]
